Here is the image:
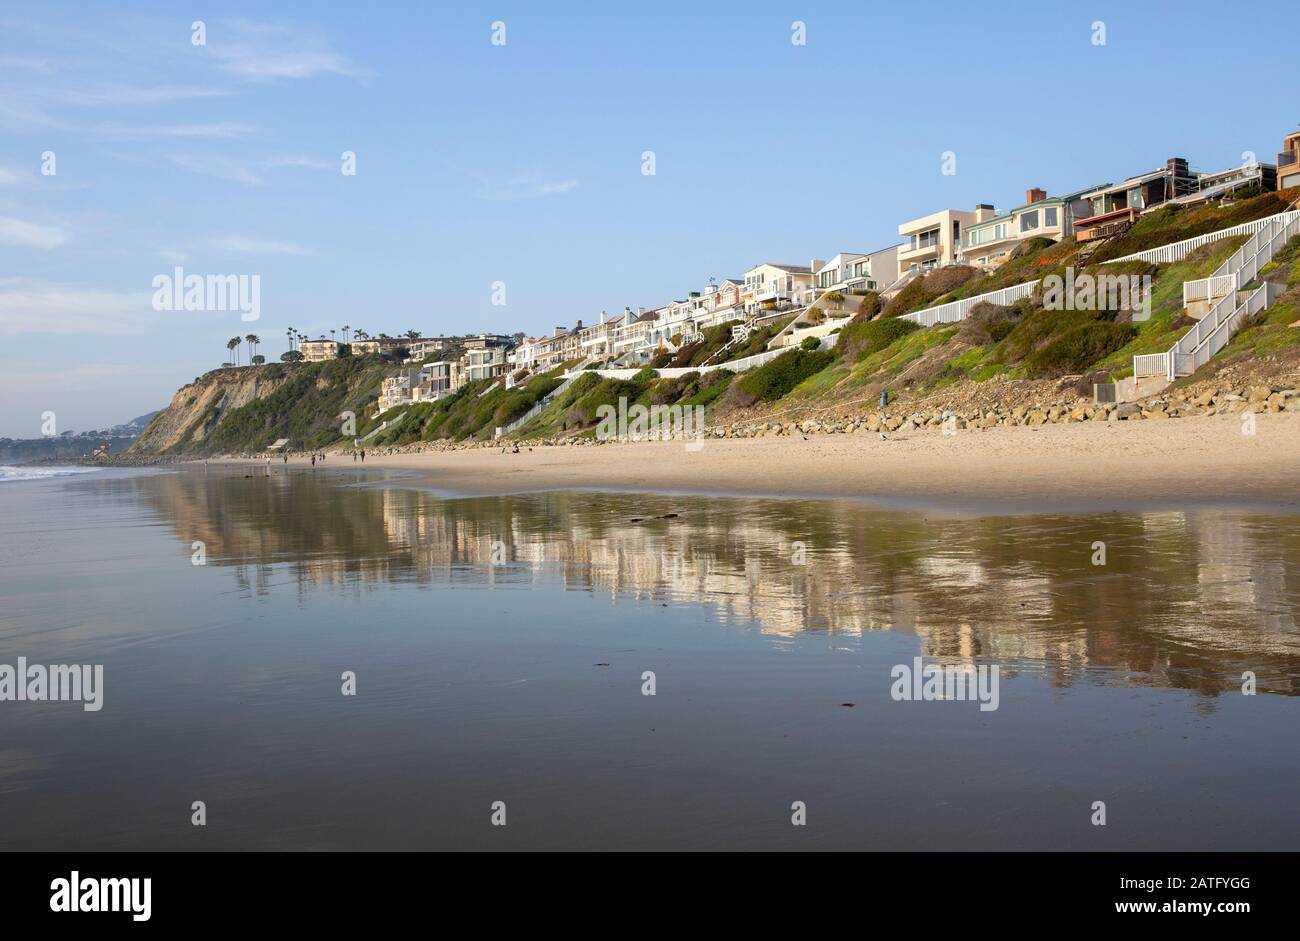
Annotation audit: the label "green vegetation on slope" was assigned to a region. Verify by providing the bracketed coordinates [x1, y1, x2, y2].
[192, 356, 390, 455]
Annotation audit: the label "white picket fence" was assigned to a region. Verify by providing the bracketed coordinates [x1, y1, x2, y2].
[576, 345, 790, 382]
[358, 411, 406, 444]
[899, 208, 1300, 329]
[1184, 212, 1300, 306]
[1108, 209, 1300, 266]
[493, 360, 594, 438]
[1133, 209, 1297, 381]
[899, 280, 1039, 327]
[1137, 282, 1282, 380]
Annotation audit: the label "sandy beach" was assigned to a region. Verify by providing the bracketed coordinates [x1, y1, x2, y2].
[232, 412, 1300, 513]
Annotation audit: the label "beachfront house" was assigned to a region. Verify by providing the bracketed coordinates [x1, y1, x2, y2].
[1073, 157, 1198, 242]
[299, 338, 341, 362]
[465, 345, 509, 384]
[958, 186, 1103, 270]
[896, 205, 997, 277]
[811, 253, 868, 292]
[842, 244, 903, 294]
[1279, 129, 1300, 191]
[578, 310, 632, 360]
[743, 263, 816, 314]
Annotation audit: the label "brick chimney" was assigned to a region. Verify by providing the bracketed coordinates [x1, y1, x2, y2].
[1026, 188, 1046, 204]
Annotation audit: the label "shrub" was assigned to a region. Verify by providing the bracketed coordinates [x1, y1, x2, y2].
[806, 307, 825, 324]
[881, 265, 979, 317]
[735, 348, 835, 403]
[1022, 322, 1136, 378]
[836, 317, 919, 363]
[988, 321, 1016, 343]
[632, 366, 659, 382]
[995, 308, 1111, 364]
[800, 335, 822, 351]
[856, 291, 882, 318]
[957, 301, 1021, 345]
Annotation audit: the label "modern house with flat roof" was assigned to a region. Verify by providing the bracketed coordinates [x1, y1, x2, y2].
[896, 205, 996, 277]
[843, 244, 903, 293]
[299, 339, 341, 362]
[810, 253, 867, 291]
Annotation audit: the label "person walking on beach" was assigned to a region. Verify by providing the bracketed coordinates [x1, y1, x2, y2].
[311, 454, 316, 468]
[360, 450, 365, 463]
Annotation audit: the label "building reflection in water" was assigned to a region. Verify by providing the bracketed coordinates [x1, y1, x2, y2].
[131, 468, 1300, 697]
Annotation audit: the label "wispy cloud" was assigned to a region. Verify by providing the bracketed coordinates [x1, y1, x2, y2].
[264, 155, 334, 170]
[50, 84, 231, 107]
[166, 152, 337, 186]
[474, 170, 580, 201]
[213, 236, 307, 255]
[0, 278, 151, 335]
[210, 20, 372, 82]
[0, 217, 65, 249]
[95, 121, 254, 140]
[166, 154, 265, 186]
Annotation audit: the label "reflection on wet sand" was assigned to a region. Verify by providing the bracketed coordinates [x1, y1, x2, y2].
[122, 467, 1300, 698]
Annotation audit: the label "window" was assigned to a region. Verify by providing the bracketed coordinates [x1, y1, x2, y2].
[1044, 207, 1058, 227]
[1020, 210, 1039, 232]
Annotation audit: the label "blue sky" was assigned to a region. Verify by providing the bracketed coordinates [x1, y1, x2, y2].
[1, 0, 1296, 437]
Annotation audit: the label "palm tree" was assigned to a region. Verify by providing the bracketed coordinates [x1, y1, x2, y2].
[286, 328, 294, 353]
[245, 334, 260, 364]
[342, 324, 350, 344]
[226, 337, 240, 366]
[405, 329, 420, 340]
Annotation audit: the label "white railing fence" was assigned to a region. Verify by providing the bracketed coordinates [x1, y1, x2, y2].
[1183, 213, 1300, 306]
[1134, 211, 1296, 381]
[1110, 209, 1299, 266]
[494, 358, 594, 438]
[899, 280, 1039, 327]
[901, 209, 1300, 331]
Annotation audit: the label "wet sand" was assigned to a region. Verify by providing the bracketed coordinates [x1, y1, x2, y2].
[233, 412, 1300, 513]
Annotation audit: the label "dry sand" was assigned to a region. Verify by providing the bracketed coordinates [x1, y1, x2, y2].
[248, 412, 1300, 514]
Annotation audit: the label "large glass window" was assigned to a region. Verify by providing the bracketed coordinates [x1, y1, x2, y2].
[1044, 207, 1058, 227]
[1020, 210, 1039, 232]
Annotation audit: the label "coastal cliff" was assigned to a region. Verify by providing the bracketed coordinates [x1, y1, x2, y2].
[129, 357, 393, 455]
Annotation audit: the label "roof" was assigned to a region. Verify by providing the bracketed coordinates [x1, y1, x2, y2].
[756, 262, 813, 273]
[1075, 207, 1139, 227]
[1095, 168, 1168, 196]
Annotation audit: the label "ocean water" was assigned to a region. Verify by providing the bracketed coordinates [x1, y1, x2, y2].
[0, 465, 1297, 850]
[0, 465, 101, 482]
